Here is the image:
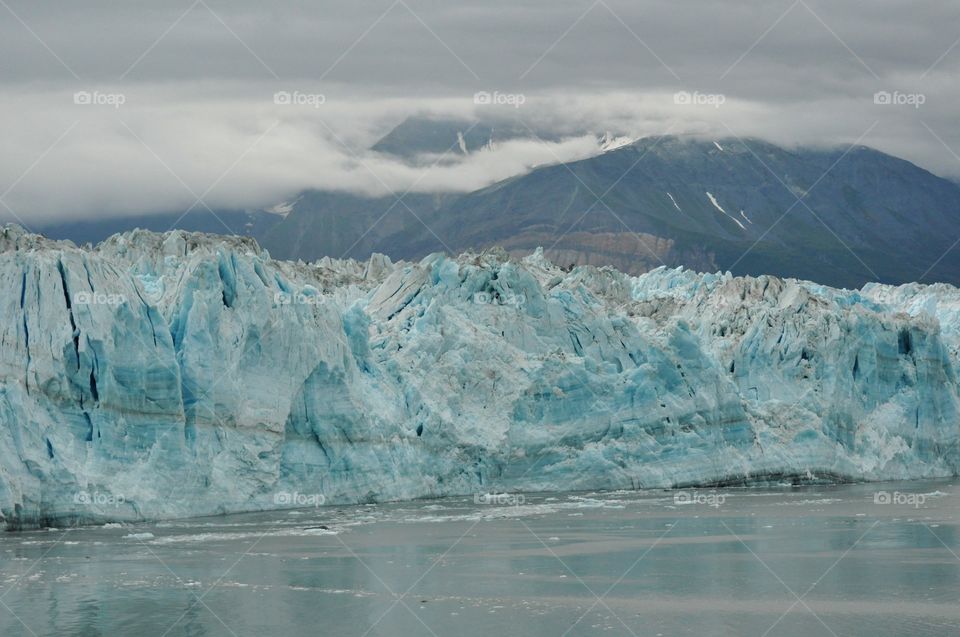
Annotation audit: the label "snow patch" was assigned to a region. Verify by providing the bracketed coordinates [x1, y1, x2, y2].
[600, 132, 637, 152]
[265, 196, 302, 216]
[666, 192, 682, 212]
[706, 191, 746, 230]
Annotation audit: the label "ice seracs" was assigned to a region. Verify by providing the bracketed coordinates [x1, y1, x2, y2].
[0, 224, 958, 529]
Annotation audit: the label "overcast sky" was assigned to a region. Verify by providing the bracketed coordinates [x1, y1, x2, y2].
[2, 0, 959, 223]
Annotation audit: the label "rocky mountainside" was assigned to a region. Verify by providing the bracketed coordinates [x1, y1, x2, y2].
[1, 224, 958, 529]
[266, 134, 960, 288]
[32, 119, 960, 289]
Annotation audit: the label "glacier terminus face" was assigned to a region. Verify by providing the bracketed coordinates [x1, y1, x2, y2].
[0, 224, 958, 529]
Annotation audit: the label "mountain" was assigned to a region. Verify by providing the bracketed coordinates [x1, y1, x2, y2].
[265, 135, 960, 288]
[1, 224, 959, 528]
[305, 135, 960, 288]
[24, 115, 542, 257]
[24, 123, 960, 289]
[259, 190, 446, 262]
[370, 114, 560, 160]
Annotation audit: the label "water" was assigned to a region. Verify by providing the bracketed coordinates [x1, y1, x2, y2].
[2, 480, 959, 636]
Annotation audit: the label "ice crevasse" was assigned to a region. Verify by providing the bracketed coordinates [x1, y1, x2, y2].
[0, 224, 958, 528]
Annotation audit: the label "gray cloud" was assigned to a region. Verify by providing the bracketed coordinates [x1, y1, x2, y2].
[1, 0, 959, 223]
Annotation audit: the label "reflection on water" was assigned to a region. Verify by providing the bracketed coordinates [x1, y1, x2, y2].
[2, 480, 959, 636]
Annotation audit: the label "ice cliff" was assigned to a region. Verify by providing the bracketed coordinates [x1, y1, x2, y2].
[1, 224, 958, 529]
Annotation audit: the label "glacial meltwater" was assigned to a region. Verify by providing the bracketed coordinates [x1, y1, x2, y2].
[2, 481, 960, 636]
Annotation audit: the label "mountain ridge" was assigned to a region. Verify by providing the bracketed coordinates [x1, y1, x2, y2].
[263, 133, 960, 288]
[24, 122, 960, 289]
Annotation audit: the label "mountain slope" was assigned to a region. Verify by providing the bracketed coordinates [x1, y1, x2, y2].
[268, 135, 960, 288]
[392, 136, 960, 287]
[27, 127, 960, 289]
[259, 190, 447, 261]
[370, 114, 560, 161]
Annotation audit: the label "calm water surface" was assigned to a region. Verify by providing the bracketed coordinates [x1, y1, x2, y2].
[2, 480, 960, 636]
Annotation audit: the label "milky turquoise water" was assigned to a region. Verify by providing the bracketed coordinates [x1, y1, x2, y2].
[2, 480, 959, 636]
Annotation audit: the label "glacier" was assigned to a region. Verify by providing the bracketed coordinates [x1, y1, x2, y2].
[0, 224, 958, 529]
